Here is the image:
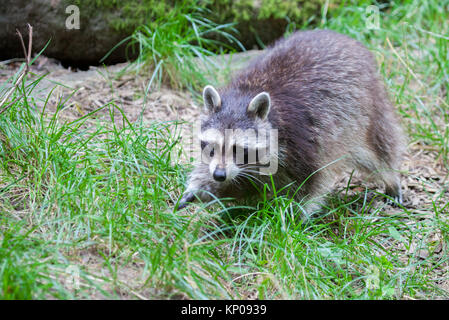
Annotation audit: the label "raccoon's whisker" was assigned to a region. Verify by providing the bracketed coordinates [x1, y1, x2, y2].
[240, 176, 264, 187]
[241, 169, 263, 176]
[240, 168, 264, 179]
[233, 179, 244, 188]
[240, 164, 261, 169]
[230, 176, 243, 187]
[238, 172, 265, 186]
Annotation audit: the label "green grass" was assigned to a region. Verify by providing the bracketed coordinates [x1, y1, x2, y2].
[121, 0, 243, 93]
[0, 0, 448, 299]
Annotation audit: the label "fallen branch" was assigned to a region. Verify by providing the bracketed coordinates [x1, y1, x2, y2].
[0, 24, 33, 115]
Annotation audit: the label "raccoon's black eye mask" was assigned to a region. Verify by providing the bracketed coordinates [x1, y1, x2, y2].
[200, 140, 252, 163]
[201, 140, 219, 158]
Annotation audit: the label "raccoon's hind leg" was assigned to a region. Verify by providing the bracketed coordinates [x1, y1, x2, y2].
[381, 171, 403, 205]
[353, 150, 403, 206]
[365, 107, 405, 205]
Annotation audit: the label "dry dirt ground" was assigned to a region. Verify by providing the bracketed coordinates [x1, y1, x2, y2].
[1, 54, 448, 298]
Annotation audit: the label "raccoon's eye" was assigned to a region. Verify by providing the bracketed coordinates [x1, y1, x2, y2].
[201, 141, 215, 157]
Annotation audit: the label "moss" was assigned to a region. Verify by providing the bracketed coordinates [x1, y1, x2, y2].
[74, 0, 179, 32]
[209, 0, 327, 48]
[211, 0, 317, 22]
[74, 0, 328, 49]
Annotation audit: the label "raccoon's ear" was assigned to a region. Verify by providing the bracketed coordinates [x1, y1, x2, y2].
[247, 92, 271, 120]
[203, 85, 221, 113]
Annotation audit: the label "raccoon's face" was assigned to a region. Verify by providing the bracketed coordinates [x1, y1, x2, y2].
[176, 85, 276, 210]
[199, 85, 273, 184]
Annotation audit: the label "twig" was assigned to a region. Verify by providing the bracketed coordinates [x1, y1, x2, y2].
[385, 37, 423, 88]
[0, 24, 33, 114]
[0, 58, 26, 66]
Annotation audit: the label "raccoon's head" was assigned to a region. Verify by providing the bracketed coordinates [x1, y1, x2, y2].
[177, 85, 278, 210]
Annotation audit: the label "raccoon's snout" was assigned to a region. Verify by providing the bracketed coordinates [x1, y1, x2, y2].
[213, 167, 226, 182]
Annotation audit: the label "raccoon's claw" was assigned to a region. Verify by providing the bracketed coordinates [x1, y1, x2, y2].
[386, 195, 403, 207]
[176, 192, 195, 211]
[385, 187, 403, 206]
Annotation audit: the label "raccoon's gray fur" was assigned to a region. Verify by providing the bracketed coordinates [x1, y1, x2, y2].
[178, 29, 405, 217]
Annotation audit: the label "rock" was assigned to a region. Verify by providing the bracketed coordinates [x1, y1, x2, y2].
[0, 0, 325, 67]
[208, 0, 325, 50]
[235, 18, 289, 49]
[0, 0, 135, 67]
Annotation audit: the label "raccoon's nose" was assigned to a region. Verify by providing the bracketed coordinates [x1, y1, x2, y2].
[213, 168, 226, 182]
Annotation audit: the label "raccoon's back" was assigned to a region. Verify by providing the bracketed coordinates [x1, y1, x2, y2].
[230, 30, 382, 127]
[229, 30, 389, 155]
[231, 30, 376, 96]
[228, 30, 393, 187]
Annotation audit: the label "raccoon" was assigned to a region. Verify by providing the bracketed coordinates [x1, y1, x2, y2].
[177, 29, 405, 217]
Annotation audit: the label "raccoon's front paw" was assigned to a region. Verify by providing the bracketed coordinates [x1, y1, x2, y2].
[176, 192, 195, 211]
